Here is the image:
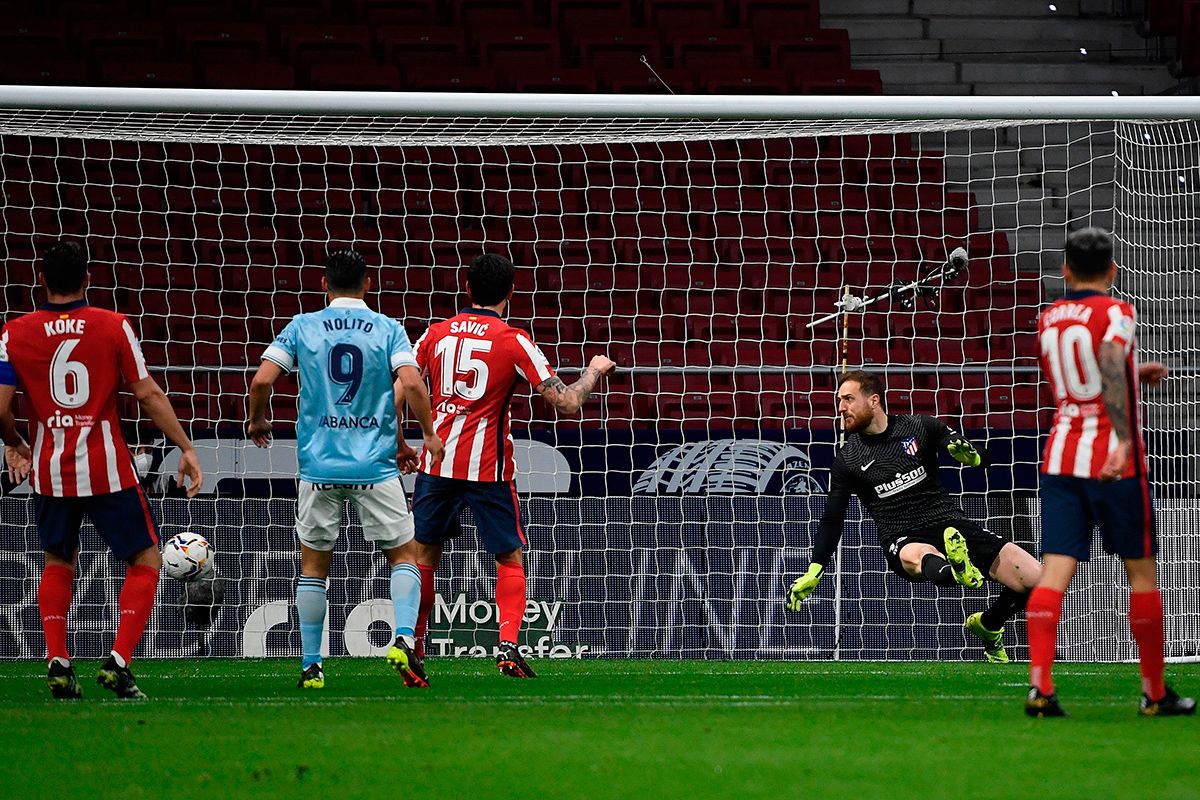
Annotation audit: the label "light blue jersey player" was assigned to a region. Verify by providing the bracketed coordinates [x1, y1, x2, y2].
[247, 250, 445, 690]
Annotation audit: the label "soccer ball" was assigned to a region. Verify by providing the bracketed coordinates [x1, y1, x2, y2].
[162, 533, 215, 582]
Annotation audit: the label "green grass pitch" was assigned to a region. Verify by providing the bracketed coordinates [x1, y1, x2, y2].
[1, 659, 1196, 800]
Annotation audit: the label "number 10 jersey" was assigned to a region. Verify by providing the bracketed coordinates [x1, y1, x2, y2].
[1037, 289, 1142, 480]
[414, 307, 555, 482]
[263, 297, 418, 484]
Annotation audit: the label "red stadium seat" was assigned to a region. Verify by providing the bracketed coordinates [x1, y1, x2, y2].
[281, 24, 373, 65]
[738, 0, 820, 40]
[76, 22, 167, 61]
[181, 22, 269, 63]
[406, 66, 504, 91]
[376, 26, 468, 70]
[801, 69, 883, 95]
[701, 69, 791, 95]
[667, 29, 756, 71]
[307, 64, 404, 91]
[100, 61, 194, 88]
[477, 28, 561, 72]
[203, 63, 297, 89]
[643, 0, 727, 30]
[352, 0, 438, 24]
[769, 30, 851, 72]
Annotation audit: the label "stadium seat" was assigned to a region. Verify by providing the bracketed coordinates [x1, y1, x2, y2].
[352, 0, 438, 25]
[247, 0, 335, 23]
[76, 22, 168, 62]
[406, 66, 504, 91]
[202, 63, 297, 89]
[768, 30, 851, 73]
[281, 24, 373, 66]
[738, 0, 820, 40]
[376, 26, 468, 70]
[553, 0, 634, 36]
[307, 64, 404, 91]
[801, 69, 883, 95]
[99, 61, 194, 88]
[667, 29, 756, 71]
[576, 28, 662, 69]
[181, 22, 269, 63]
[477, 28, 561, 72]
[642, 0, 727, 30]
[701, 69, 790, 95]
[513, 69, 601, 93]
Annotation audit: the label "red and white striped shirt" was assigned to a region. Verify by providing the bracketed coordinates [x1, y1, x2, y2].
[1037, 290, 1143, 479]
[415, 308, 554, 482]
[0, 301, 149, 497]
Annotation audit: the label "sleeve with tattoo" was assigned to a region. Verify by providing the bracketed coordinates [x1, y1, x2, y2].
[1098, 341, 1132, 443]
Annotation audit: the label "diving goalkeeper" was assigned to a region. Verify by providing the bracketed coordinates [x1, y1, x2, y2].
[786, 370, 1044, 662]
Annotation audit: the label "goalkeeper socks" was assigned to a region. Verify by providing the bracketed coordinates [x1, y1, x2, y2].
[981, 586, 1029, 630]
[38, 564, 74, 664]
[1026, 586, 1064, 695]
[920, 554, 958, 587]
[112, 564, 159, 665]
[390, 562, 421, 645]
[1129, 589, 1166, 701]
[495, 561, 526, 644]
[414, 564, 436, 658]
[296, 576, 327, 669]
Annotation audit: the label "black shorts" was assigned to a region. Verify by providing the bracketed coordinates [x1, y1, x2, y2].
[881, 519, 1007, 583]
[34, 485, 161, 562]
[412, 473, 527, 556]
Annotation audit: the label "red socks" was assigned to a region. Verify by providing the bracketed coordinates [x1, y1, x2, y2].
[39, 564, 74, 663]
[495, 561, 526, 645]
[1129, 589, 1166, 701]
[1026, 586, 1064, 695]
[111, 564, 159, 665]
[414, 564, 437, 659]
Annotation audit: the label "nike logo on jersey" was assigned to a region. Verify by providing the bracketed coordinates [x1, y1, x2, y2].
[861, 460, 875, 471]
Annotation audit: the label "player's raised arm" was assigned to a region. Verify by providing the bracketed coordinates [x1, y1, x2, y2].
[786, 459, 854, 610]
[394, 364, 444, 467]
[535, 355, 616, 415]
[924, 416, 988, 468]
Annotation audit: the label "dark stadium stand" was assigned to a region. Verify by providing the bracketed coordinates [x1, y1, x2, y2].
[0, 0, 1069, 432]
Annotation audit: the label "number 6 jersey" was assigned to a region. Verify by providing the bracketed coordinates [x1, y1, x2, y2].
[0, 300, 150, 497]
[262, 297, 418, 484]
[1036, 289, 1142, 479]
[414, 307, 554, 482]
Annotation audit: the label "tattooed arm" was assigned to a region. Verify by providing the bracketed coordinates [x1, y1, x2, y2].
[535, 355, 616, 414]
[1097, 340, 1132, 481]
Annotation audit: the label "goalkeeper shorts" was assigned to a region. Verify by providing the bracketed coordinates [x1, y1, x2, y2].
[882, 518, 1007, 581]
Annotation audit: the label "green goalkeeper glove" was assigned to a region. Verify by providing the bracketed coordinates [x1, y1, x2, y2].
[786, 564, 824, 611]
[947, 437, 982, 467]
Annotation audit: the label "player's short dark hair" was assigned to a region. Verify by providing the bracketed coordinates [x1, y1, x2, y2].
[41, 240, 89, 295]
[1064, 227, 1114, 279]
[840, 369, 884, 401]
[326, 249, 367, 293]
[468, 253, 515, 306]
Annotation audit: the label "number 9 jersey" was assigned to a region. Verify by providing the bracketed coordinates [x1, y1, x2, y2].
[262, 297, 418, 484]
[414, 307, 555, 482]
[1037, 289, 1143, 479]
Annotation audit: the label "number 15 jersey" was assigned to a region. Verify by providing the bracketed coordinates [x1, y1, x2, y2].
[1037, 289, 1142, 480]
[262, 297, 417, 484]
[414, 307, 554, 482]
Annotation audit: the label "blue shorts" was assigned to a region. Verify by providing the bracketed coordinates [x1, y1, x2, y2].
[34, 485, 161, 562]
[412, 473, 527, 555]
[1039, 473, 1156, 561]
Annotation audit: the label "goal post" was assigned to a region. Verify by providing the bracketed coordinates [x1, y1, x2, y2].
[0, 87, 1197, 662]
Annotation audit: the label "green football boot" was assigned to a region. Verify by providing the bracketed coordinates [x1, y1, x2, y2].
[297, 662, 325, 689]
[943, 527, 983, 589]
[965, 612, 1009, 663]
[386, 637, 429, 688]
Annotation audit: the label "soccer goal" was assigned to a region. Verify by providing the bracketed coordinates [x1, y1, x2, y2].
[0, 88, 1197, 663]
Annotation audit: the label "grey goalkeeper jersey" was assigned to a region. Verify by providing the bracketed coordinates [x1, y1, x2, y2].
[810, 414, 985, 568]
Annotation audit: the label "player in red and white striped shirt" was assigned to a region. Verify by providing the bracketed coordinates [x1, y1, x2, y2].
[411, 253, 614, 677]
[0, 241, 202, 700]
[1025, 227, 1193, 717]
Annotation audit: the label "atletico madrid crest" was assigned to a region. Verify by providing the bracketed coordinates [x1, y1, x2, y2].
[901, 437, 919, 456]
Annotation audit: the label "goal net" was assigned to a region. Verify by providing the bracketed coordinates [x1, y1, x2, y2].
[0, 90, 1196, 662]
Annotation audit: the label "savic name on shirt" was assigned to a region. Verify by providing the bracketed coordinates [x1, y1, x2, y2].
[0, 302, 149, 497]
[262, 297, 418, 484]
[415, 309, 554, 482]
[1037, 290, 1142, 479]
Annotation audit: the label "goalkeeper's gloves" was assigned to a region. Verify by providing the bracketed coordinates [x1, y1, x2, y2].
[786, 564, 824, 611]
[947, 437, 982, 467]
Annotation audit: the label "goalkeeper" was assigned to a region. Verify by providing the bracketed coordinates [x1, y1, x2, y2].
[786, 371, 1043, 663]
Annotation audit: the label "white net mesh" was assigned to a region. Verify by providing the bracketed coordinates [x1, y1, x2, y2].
[0, 104, 1196, 661]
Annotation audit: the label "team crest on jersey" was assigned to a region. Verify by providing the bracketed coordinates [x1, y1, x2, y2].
[901, 437, 919, 456]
